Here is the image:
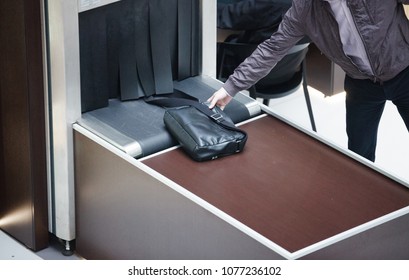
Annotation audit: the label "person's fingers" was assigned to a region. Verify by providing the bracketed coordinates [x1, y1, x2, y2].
[207, 88, 232, 109]
[208, 91, 223, 109]
[208, 94, 218, 109]
[220, 94, 233, 110]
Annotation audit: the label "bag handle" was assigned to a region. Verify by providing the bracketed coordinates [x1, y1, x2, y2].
[145, 92, 246, 134]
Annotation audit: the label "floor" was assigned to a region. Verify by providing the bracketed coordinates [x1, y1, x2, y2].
[0, 230, 82, 260]
[265, 86, 409, 184]
[1, 85, 408, 260]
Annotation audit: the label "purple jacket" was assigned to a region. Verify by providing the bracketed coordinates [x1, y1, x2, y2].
[224, 0, 409, 96]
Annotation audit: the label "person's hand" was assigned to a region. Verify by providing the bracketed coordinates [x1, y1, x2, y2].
[207, 87, 233, 110]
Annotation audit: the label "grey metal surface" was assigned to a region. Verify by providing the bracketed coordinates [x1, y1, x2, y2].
[300, 212, 409, 259]
[76, 114, 143, 157]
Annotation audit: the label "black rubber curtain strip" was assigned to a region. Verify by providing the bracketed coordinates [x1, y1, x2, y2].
[134, 0, 155, 97]
[79, 7, 110, 112]
[149, 0, 174, 94]
[119, 1, 144, 100]
[178, 0, 192, 80]
[119, 37, 145, 100]
[190, 0, 199, 76]
[166, 0, 179, 79]
[106, 2, 122, 99]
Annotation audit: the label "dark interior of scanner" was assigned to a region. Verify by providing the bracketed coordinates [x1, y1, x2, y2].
[79, 0, 200, 113]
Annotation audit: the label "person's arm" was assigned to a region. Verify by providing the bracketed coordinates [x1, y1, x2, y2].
[209, 3, 307, 108]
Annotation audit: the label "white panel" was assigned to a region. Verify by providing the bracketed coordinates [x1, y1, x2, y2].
[47, 0, 81, 241]
[78, 0, 121, 13]
[200, 0, 217, 78]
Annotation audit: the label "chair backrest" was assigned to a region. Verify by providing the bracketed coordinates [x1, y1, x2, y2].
[218, 39, 309, 91]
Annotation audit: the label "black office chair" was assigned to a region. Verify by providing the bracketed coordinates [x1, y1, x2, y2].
[217, 37, 317, 132]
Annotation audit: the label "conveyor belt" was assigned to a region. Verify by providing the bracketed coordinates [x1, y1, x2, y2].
[77, 76, 261, 158]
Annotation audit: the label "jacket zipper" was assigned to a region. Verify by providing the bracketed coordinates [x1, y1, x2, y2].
[346, 0, 379, 82]
[323, 2, 367, 76]
[361, 0, 375, 25]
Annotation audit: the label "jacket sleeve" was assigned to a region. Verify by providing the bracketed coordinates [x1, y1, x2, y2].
[223, 2, 307, 96]
[217, 0, 292, 30]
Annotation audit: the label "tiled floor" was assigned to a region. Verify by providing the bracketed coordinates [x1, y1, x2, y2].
[1, 85, 408, 260]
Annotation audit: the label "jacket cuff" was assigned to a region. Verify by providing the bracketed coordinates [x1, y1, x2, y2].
[223, 79, 240, 97]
